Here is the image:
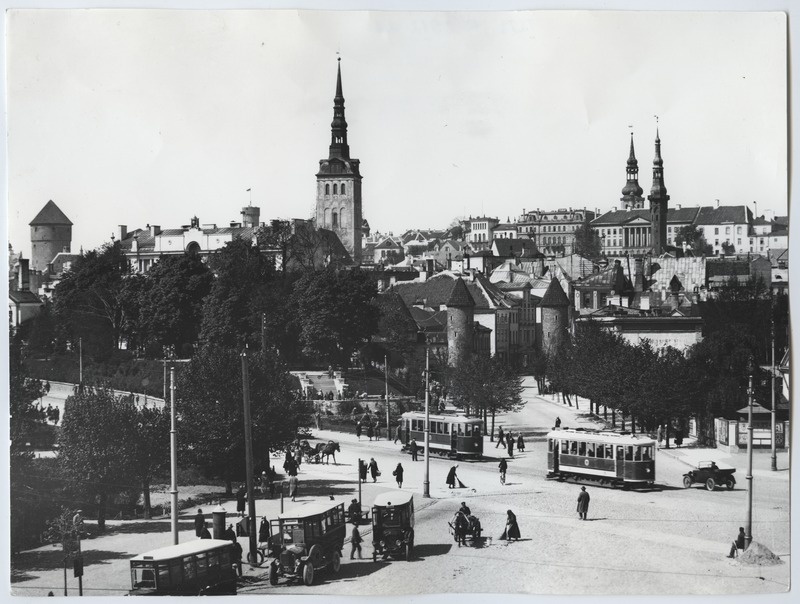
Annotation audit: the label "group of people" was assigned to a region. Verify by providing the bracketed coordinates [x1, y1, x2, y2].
[44, 403, 60, 425]
[355, 420, 383, 441]
[358, 458, 381, 483]
[495, 426, 525, 458]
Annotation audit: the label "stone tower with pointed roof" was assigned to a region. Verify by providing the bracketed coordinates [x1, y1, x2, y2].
[647, 129, 670, 255]
[539, 277, 570, 356]
[29, 200, 72, 272]
[447, 276, 476, 368]
[620, 133, 645, 210]
[315, 59, 363, 264]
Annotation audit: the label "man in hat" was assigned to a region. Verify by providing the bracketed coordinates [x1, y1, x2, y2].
[194, 509, 205, 537]
[347, 498, 362, 523]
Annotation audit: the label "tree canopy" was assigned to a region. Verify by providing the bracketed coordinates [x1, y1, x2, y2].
[573, 218, 602, 260]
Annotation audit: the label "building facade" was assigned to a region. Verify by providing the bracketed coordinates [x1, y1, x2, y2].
[516, 208, 595, 253]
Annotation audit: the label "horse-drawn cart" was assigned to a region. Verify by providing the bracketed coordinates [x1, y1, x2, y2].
[449, 511, 483, 547]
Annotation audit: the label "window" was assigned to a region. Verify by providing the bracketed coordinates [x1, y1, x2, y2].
[605, 444, 613, 459]
[642, 446, 653, 461]
[625, 446, 633, 461]
[714, 228, 719, 235]
[561, 440, 569, 454]
[548, 439, 554, 452]
[725, 227, 731, 235]
[325, 184, 330, 195]
[569, 441, 578, 455]
[464, 424, 473, 436]
[333, 184, 338, 195]
[341, 183, 346, 195]
[737, 226, 742, 234]
[578, 441, 586, 456]
[586, 443, 595, 458]
[634, 446, 642, 461]
[596, 444, 604, 459]
[332, 212, 338, 227]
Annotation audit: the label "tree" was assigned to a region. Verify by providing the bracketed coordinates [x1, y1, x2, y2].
[58, 387, 136, 532]
[290, 268, 380, 367]
[573, 218, 602, 260]
[721, 241, 736, 256]
[120, 404, 170, 518]
[176, 345, 306, 494]
[53, 242, 131, 356]
[674, 225, 712, 255]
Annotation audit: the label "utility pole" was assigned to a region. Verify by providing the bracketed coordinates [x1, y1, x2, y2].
[78, 337, 83, 386]
[261, 312, 267, 354]
[384, 355, 390, 436]
[770, 317, 777, 471]
[423, 342, 431, 498]
[241, 348, 258, 565]
[170, 365, 178, 545]
[745, 364, 755, 549]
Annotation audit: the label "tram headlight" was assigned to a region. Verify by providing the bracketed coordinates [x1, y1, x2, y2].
[396, 539, 402, 547]
[380, 540, 385, 547]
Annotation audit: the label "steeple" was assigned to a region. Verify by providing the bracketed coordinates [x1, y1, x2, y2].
[329, 58, 350, 160]
[620, 132, 644, 209]
[647, 126, 670, 254]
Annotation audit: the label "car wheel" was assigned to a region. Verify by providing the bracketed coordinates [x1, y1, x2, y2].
[705, 478, 716, 491]
[683, 476, 692, 489]
[725, 478, 735, 490]
[331, 551, 341, 574]
[268, 564, 278, 586]
[302, 563, 314, 586]
[247, 550, 264, 566]
[405, 542, 413, 561]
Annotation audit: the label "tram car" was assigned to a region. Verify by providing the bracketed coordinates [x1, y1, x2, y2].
[546, 428, 656, 487]
[400, 411, 483, 459]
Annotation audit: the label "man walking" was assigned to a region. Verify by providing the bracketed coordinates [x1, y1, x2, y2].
[350, 523, 363, 559]
[576, 486, 590, 520]
[496, 426, 505, 448]
[410, 439, 418, 461]
[394, 423, 403, 444]
[194, 509, 205, 537]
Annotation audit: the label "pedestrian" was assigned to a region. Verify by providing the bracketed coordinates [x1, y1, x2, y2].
[367, 424, 374, 441]
[235, 483, 247, 515]
[394, 423, 402, 444]
[315, 411, 321, 430]
[289, 475, 299, 502]
[54, 407, 60, 424]
[259, 517, 269, 543]
[728, 527, 747, 558]
[294, 447, 302, 468]
[500, 509, 521, 541]
[356, 422, 362, 440]
[446, 464, 459, 489]
[232, 539, 243, 576]
[194, 509, 205, 537]
[517, 433, 525, 452]
[350, 522, 363, 559]
[393, 463, 404, 488]
[285, 457, 298, 477]
[375, 424, 381, 440]
[200, 522, 212, 539]
[452, 511, 468, 546]
[555, 416, 561, 428]
[499, 457, 508, 485]
[410, 439, 418, 461]
[657, 424, 663, 448]
[458, 501, 471, 516]
[348, 498, 362, 523]
[496, 426, 505, 448]
[507, 435, 514, 458]
[576, 486, 590, 520]
[359, 459, 368, 483]
[224, 523, 237, 542]
[368, 457, 380, 482]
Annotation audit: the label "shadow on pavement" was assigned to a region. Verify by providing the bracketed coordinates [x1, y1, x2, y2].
[325, 559, 390, 582]
[294, 478, 358, 498]
[12, 548, 133, 573]
[410, 543, 452, 559]
[105, 519, 196, 535]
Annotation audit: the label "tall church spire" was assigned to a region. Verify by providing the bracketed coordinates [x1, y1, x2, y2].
[620, 132, 644, 209]
[647, 126, 670, 254]
[329, 58, 350, 160]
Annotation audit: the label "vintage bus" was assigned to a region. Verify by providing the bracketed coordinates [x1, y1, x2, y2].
[401, 411, 483, 459]
[129, 539, 237, 596]
[547, 428, 656, 487]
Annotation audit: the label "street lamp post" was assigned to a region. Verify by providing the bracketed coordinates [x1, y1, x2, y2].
[423, 341, 431, 498]
[169, 365, 179, 545]
[770, 319, 777, 472]
[384, 355, 390, 436]
[241, 348, 258, 565]
[745, 360, 755, 549]
[78, 337, 83, 386]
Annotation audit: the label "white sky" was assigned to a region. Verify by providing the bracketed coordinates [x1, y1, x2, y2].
[5, 9, 787, 256]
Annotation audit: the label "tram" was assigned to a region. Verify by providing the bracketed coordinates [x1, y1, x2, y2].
[400, 411, 483, 459]
[546, 428, 656, 487]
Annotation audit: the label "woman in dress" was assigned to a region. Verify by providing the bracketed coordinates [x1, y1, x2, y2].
[393, 462, 404, 488]
[501, 509, 521, 541]
[446, 464, 458, 489]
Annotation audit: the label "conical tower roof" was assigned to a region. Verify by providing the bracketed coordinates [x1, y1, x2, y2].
[447, 276, 476, 307]
[30, 200, 72, 226]
[539, 277, 570, 307]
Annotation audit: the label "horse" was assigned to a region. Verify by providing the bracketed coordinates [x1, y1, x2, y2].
[320, 441, 340, 465]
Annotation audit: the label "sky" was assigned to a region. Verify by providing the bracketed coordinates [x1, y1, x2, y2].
[5, 9, 788, 257]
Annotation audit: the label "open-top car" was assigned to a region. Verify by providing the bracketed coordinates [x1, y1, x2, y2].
[682, 461, 736, 491]
[371, 491, 415, 561]
[267, 502, 346, 586]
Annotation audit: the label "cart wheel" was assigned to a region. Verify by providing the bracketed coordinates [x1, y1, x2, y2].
[405, 542, 413, 561]
[331, 551, 341, 574]
[682, 476, 692, 489]
[268, 564, 278, 586]
[302, 563, 314, 586]
[705, 478, 716, 491]
[725, 478, 735, 490]
[247, 549, 264, 566]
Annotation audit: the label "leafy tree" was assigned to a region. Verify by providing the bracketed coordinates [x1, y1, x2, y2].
[674, 225, 713, 255]
[176, 345, 306, 494]
[53, 242, 131, 357]
[20, 299, 57, 358]
[119, 404, 170, 518]
[721, 241, 736, 255]
[290, 268, 380, 367]
[573, 218, 602, 259]
[373, 291, 418, 357]
[58, 387, 136, 532]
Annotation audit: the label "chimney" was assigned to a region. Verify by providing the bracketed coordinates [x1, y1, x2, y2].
[715, 199, 720, 209]
[150, 225, 161, 237]
[426, 258, 434, 274]
[18, 258, 30, 292]
[612, 207, 618, 212]
[676, 204, 681, 210]
[634, 257, 644, 292]
[117, 225, 127, 241]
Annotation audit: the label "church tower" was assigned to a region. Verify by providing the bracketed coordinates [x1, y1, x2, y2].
[315, 59, 363, 264]
[647, 129, 670, 255]
[620, 133, 644, 209]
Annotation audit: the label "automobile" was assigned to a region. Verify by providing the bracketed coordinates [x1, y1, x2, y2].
[682, 461, 736, 491]
[267, 502, 346, 586]
[371, 491, 415, 561]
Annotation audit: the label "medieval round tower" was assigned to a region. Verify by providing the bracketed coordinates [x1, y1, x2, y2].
[539, 277, 570, 356]
[30, 200, 72, 272]
[447, 276, 476, 368]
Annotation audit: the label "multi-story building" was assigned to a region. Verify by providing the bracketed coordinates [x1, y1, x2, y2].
[693, 204, 753, 256]
[516, 208, 595, 253]
[465, 216, 499, 251]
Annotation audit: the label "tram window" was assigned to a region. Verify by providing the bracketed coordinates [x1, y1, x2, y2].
[578, 442, 586, 456]
[595, 443, 603, 459]
[444, 423, 450, 434]
[569, 441, 577, 455]
[465, 424, 472, 436]
[642, 446, 652, 460]
[586, 443, 595, 457]
[195, 553, 207, 573]
[458, 424, 464, 435]
[560, 440, 568, 454]
[548, 439, 553, 451]
[634, 447, 642, 461]
[473, 425, 481, 437]
[606, 445, 614, 459]
[625, 446, 633, 461]
[616, 446, 624, 460]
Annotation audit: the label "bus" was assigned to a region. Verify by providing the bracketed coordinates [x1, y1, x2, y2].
[401, 411, 483, 459]
[129, 539, 237, 596]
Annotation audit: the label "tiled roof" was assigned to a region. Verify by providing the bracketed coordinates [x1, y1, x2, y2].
[706, 258, 751, 278]
[447, 277, 476, 307]
[574, 262, 633, 291]
[647, 257, 706, 292]
[492, 238, 542, 258]
[695, 205, 750, 225]
[774, 216, 789, 226]
[592, 206, 701, 226]
[9, 290, 42, 304]
[770, 228, 788, 237]
[550, 254, 595, 281]
[768, 248, 789, 265]
[408, 306, 447, 330]
[30, 200, 72, 226]
[394, 271, 510, 311]
[539, 278, 570, 307]
[495, 223, 517, 230]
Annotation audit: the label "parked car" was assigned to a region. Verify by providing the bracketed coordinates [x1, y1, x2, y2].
[371, 491, 415, 561]
[267, 502, 346, 586]
[682, 461, 736, 491]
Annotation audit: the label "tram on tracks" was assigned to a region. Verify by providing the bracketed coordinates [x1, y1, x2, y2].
[546, 428, 656, 487]
[400, 411, 483, 459]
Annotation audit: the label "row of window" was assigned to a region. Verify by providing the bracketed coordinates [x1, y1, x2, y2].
[323, 183, 347, 195]
[549, 439, 654, 461]
[406, 419, 481, 436]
